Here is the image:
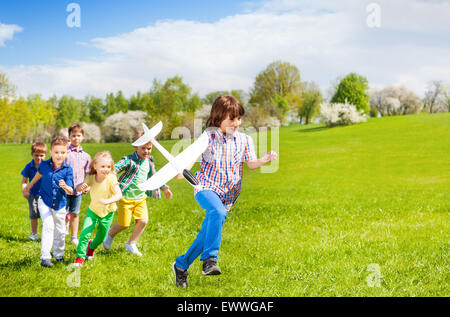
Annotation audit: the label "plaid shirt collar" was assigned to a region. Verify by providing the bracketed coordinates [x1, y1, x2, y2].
[131, 151, 147, 163]
[213, 127, 237, 142]
[68, 143, 83, 153]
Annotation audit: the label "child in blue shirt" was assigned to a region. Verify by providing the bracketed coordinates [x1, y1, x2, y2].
[24, 136, 74, 268]
[21, 141, 47, 241]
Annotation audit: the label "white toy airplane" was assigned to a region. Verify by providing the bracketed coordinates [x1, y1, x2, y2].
[134, 122, 209, 191]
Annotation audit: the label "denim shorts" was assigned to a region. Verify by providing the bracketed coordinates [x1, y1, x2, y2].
[27, 194, 40, 219]
[66, 194, 82, 215]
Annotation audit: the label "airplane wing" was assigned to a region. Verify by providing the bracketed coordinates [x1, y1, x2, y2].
[137, 131, 209, 191]
[138, 162, 178, 191]
[132, 121, 163, 147]
[171, 131, 209, 171]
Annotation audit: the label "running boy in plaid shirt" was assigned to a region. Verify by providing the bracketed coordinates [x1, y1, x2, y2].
[103, 131, 173, 256]
[65, 124, 92, 247]
[172, 95, 277, 288]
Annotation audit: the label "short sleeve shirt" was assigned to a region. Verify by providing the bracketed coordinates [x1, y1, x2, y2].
[195, 127, 257, 210]
[84, 173, 119, 218]
[123, 158, 150, 200]
[21, 160, 42, 197]
[38, 158, 74, 210]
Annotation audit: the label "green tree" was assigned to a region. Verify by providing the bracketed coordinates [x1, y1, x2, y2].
[85, 96, 104, 124]
[0, 72, 16, 98]
[27, 94, 57, 141]
[115, 90, 129, 113]
[129, 91, 142, 111]
[56, 95, 83, 131]
[9, 98, 32, 143]
[203, 89, 247, 105]
[249, 61, 302, 120]
[300, 81, 323, 124]
[331, 73, 370, 114]
[104, 92, 118, 116]
[148, 76, 201, 139]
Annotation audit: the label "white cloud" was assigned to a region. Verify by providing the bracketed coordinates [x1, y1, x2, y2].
[0, 23, 22, 47]
[2, 0, 449, 99]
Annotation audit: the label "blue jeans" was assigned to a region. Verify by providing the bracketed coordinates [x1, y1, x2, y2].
[176, 190, 228, 270]
[66, 194, 82, 215]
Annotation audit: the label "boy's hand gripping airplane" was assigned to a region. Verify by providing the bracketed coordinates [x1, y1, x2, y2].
[133, 122, 209, 191]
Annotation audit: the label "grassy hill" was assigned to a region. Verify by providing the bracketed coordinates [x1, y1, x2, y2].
[0, 113, 448, 296]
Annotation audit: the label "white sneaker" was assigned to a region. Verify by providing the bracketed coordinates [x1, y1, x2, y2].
[125, 242, 142, 257]
[103, 234, 114, 250]
[27, 233, 39, 241]
[70, 236, 79, 246]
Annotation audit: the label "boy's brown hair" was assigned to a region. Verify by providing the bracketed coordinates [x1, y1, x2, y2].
[133, 130, 145, 142]
[68, 123, 84, 136]
[31, 141, 47, 155]
[206, 95, 245, 128]
[132, 130, 153, 146]
[50, 136, 69, 149]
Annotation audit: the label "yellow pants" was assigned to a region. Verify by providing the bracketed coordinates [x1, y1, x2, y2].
[117, 197, 148, 227]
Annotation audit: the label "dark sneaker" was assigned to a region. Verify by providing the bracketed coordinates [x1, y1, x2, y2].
[55, 256, 65, 263]
[41, 259, 54, 268]
[202, 257, 222, 275]
[172, 262, 188, 288]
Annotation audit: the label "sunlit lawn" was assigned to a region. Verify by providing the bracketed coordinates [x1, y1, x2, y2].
[0, 113, 449, 296]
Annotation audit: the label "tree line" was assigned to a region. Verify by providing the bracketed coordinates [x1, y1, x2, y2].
[0, 61, 449, 143]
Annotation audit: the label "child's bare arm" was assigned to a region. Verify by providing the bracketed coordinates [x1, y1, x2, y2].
[76, 183, 90, 194]
[21, 177, 29, 198]
[59, 180, 73, 195]
[162, 185, 173, 199]
[247, 151, 278, 170]
[176, 160, 197, 179]
[98, 184, 122, 205]
[24, 173, 42, 193]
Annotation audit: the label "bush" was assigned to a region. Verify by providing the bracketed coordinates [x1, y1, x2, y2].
[81, 122, 101, 143]
[242, 105, 281, 129]
[331, 73, 370, 114]
[370, 85, 422, 116]
[320, 101, 367, 127]
[103, 111, 148, 142]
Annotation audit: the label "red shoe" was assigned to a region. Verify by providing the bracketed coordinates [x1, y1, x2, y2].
[74, 257, 84, 266]
[86, 240, 95, 260]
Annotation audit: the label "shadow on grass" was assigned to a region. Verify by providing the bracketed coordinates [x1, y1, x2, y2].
[0, 257, 35, 269]
[96, 248, 125, 258]
[0, 232, 38, 243]
[296, 126, 329, 133]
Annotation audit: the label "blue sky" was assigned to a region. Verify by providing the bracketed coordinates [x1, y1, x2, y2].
[0, 0, 247, 65]
[0, 0, 449, 99]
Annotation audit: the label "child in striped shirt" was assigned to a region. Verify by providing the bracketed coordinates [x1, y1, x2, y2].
[65, 124, 92, 246]
[172, 95, 277, 288]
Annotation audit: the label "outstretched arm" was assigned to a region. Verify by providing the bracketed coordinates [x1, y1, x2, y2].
[59, 180, 74, 195]
[247, 151, 278, 170]
[98, 184, 122, 205]
[24, 172, 42, 194]
[176, 159, 197, 179]
[21, 177, 29, 198]
[76, 182, 91, 194]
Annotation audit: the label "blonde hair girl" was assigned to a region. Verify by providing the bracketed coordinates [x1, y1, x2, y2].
[74, 151, 122, 266]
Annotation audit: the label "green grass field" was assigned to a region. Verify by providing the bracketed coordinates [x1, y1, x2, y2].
[0, 113, 449, 297]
